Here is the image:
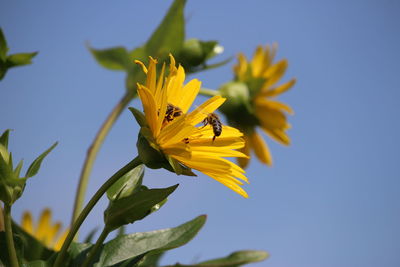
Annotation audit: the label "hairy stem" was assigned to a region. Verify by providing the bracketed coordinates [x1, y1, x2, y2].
[54, 157, 142, 267]
[71, 92, 134, 229]
[4, 204, 19, 267]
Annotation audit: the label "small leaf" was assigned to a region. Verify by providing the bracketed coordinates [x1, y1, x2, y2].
[129, 107, 148, 127]
[104, 184, 178, 231]
[0, 129, 11, 148]
[0, 28, 8, 61]
[196, 250, 269, 266]
[107, 164, 144, 201]
[89, 46, 130, 71]
[6, 52, 38, 67]
[83, 228, 99, 244]
[96, 215, 206, 267]
[25, 142, 57, 178]
[145, 0, 186, 58]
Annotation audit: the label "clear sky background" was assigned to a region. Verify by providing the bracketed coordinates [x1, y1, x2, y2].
[1, 1, 400, 266]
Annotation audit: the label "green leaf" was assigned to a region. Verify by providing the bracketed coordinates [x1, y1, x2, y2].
[145, 0, 186, 58]
[89, 46, 130, 71]
[66, 242, 93, 267]
[129, 107, 147, 127]
[96, 215, 206, 267]
[195, 250, 269, 267]
[0, 28, 8, 61]
[107, 164, 144, 201]
[25, 142, 57, 178]
[6, 52, 38, 67]
[0, 129, 11, 148]
[104, 184, 178, 231]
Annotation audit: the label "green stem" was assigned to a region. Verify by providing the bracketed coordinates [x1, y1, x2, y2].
[4, 204, 19, 267]
[54, 156, 142, 267]
[71, 92, 134, 230]
[199, 88, 220, 97]
[81, 227, 110, 267]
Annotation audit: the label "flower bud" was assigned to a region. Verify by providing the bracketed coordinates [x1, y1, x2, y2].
[218, 81, 259, 133]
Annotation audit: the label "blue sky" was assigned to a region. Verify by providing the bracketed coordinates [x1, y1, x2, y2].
[1, 1, 400, 266]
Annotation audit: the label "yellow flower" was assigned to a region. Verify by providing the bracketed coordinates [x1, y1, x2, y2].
[220, 44, 295, 168]
[134, 55, 250, 198]
[21, 208, 68, 251]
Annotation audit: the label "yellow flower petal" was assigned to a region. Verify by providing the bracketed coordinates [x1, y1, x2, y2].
[261, 78, 296, 98]
[233, 53, 248, 80]
[21, 212, 34, 235]
[54, 229, 69, 252]
[256, 98, 294, 115]
[255, 101, 288, 129]
[249, 132, 272, 166]
[202, 171, 249, 198]
[238, 135, 250, 168]
[262, 127, 290, 145]
[36, 209, 51, 240]
[262, 59, 288, 89]
[186, 95, 226, 125]
[175, 79, 202, 113]
[146, 57, 158, 95]
[137, 85, 159, 135]
[166, 66, 186, 105]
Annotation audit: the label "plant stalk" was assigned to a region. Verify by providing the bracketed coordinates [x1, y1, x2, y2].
[4, 204, 19, 267]
[54, 156, 142, 267]
[81, 227, 110, 267]
[199, 88, 220, 97]
[71, 92, 134, 229]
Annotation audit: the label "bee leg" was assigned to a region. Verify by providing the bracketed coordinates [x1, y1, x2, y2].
[200, 119, 208, 129]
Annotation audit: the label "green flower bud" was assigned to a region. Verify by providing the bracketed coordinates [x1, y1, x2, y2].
[177, 39, 224, 72]
[180, 39, 204, 66]
[218, 81, 259, 133]
[0, 130, 56, 205]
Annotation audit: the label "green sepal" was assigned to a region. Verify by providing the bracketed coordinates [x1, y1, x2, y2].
[104, 184, 178, 231]
[128, 107, 148, 128]
[166, 155, 196, 176]
[0, 28, 8, 61]
[106, 164, 144, 201]
[0, 129, 11, 148]
[145, 0, 186, 58]
[96, 215, 206, 267]
[88, 46, 131, 71]
[6, 52, 38, 68]
[25, 142, 57, 178]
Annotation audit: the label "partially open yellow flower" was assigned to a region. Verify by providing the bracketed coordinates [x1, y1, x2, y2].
[134, 55, 249, 198]
[21, 208, 68, 251]
[220, 44, 295, 168]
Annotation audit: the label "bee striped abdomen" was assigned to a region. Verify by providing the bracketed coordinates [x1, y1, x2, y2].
[202, 113, 222, 141]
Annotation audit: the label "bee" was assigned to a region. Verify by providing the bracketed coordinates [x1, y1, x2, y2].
[163, 103, 183, 123]
[202, 113, 222, 141]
